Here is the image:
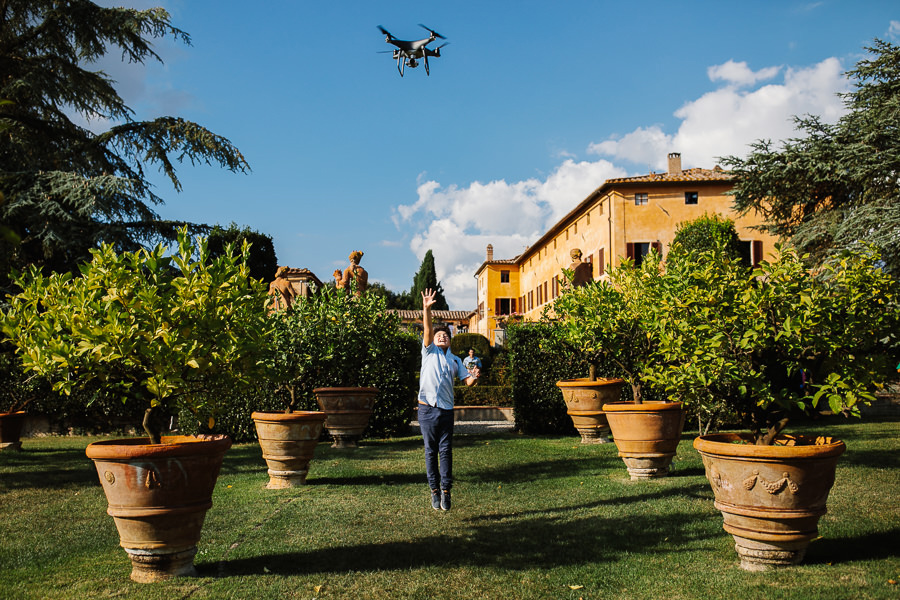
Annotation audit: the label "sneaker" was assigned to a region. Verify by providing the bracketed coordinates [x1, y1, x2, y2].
[440, 489, 451, 511]
[431, 489, 441, 510]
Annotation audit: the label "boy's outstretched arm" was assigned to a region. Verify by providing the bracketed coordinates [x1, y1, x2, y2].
[422, 288, 436, 347]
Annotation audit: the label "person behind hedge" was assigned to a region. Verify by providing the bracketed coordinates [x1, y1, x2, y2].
[418, 288, 479, 511]
[463, 348, 483, 385]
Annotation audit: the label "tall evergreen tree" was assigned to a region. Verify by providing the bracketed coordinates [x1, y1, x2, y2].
[722, 39, 900, 275]
[410, 249, 448, 310]
[0, 1, 250, 291]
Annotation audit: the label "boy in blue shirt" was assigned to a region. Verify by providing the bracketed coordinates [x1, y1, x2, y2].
[418, 288, 479, 511]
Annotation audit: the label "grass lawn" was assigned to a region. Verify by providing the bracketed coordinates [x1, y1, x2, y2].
[1, 416, 897, 599]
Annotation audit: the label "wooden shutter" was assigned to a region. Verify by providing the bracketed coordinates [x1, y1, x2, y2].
[511, 298, 517, 313]
[598, 248, 605, 275]
[495, 298, 501, 315]
[651, 241, 662, 257]
[626, 243, 635, 261]
[753, 241, 763, 266]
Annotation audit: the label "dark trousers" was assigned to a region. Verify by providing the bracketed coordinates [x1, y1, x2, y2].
[418, 403, 454, 491]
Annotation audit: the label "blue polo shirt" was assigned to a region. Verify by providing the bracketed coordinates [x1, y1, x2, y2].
[418, 343, 470, 410]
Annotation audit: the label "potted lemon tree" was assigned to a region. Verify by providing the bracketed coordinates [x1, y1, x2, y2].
[648, 243, 899, 570]
[1, 230, 269, 582]
[553, 252, 685, 475]
[251, 305, 327, 489]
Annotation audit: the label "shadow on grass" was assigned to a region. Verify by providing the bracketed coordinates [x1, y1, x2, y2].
[838, 448, 900, 470]
[0, 446, 98, 490]
[804, 527, 900, 565]
[208, 508, 712, 577]
[465, 482, 711, 523]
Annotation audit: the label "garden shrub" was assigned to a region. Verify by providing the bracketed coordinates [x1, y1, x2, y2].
[453, 384, 510, 407]
[450, 332, 492, 372]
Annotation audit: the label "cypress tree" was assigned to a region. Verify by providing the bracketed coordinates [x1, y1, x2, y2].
[410, 250, 449, 310]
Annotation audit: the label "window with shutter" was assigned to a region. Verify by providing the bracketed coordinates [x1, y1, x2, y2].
[753, 241, 763, 266]
[598, 248, 605, 275]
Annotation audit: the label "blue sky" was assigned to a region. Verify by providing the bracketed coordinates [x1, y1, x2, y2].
[96, 1, 899, 308]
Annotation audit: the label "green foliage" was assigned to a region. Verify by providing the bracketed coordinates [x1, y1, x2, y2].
[0, 229, 270, 442]
[0, 348, 48, 414]
[408, 250, 448, 310]
[453, 385, 510, 407]
[0, 2, 249, 291]
[262, 285, 419, 438]
[669, 214, 743, 263]
[558, 238, 900, 444]
[206, 223, 277, 282]
[450, 333, 492, 376]
[552, 254, 661, 402]
[507, 322, 586, 434]
[722, 39, 900, 275]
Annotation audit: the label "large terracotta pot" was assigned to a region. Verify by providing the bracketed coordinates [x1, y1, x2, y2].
[85, 434, 232, 582]
[556, 378, 625, 444]
[313, 387, 378, 448]
[0, 411, 27, 451]
[602, 401, 685, 479]
[251, 411, 326, 488]
[693, 432, 845, 571]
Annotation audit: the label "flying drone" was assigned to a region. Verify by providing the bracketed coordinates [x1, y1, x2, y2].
[377, 24, 448, 76]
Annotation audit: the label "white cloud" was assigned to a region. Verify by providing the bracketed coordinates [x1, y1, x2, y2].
[395, 55, 852, 309]
[593, 57, 849, 171]
[395, 159, 625, 308]
[889, 20, 900, 39]
[707, 60, 781, 87]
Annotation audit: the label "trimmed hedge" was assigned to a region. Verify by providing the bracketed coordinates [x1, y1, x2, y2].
[453, 384, 510, 407]
[507, 321, 631, 434]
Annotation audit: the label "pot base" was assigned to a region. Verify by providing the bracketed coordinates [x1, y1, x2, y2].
[330, 435, 360, 449]
[620, 454, 675, 479]
[126, 547, 198, 583]
[731, 535, 807, 571]
[265, 468, 310, 488]
[576, 430, 610, 444]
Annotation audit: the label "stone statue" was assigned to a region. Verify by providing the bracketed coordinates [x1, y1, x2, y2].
[340, 250, 368, 295]
[568, 248, 593, 288]
[267, 266, 296, 312]
[333, 269, 345, 289]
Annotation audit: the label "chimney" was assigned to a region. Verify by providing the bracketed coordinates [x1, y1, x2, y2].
[667, 152, 682, 175]
[486, 244, 494, 262]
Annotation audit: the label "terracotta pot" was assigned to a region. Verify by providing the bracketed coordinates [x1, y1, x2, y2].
[0, 411, 27, 451]
[85, 434, 232, 583]
[693, 432, 845, 571]
[313, 387, 378, 448]
[602, 401, 685, 479]
[556, 378, 625, 444]
[251, 411, 326, 488]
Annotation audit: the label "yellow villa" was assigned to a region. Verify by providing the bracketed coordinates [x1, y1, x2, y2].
[471, 153, 779, 345]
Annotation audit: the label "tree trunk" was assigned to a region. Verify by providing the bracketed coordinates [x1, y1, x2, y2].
[142, 407, 163, 445]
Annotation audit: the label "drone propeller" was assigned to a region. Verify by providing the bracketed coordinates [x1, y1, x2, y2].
[377, 25, 394, 39]
[418, 24, 446, 39]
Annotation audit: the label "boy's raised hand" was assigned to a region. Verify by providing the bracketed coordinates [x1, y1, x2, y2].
[422, 288, 437, 309]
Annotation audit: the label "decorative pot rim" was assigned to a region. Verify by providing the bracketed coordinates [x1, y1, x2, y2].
[602, 401, 683, 412]
[313, 386, 379, 394]
[251, 411, 326, 422]
[693, 432, 845, 459]
[86, 434, 232, 460]
[555, 378, 625, 388]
